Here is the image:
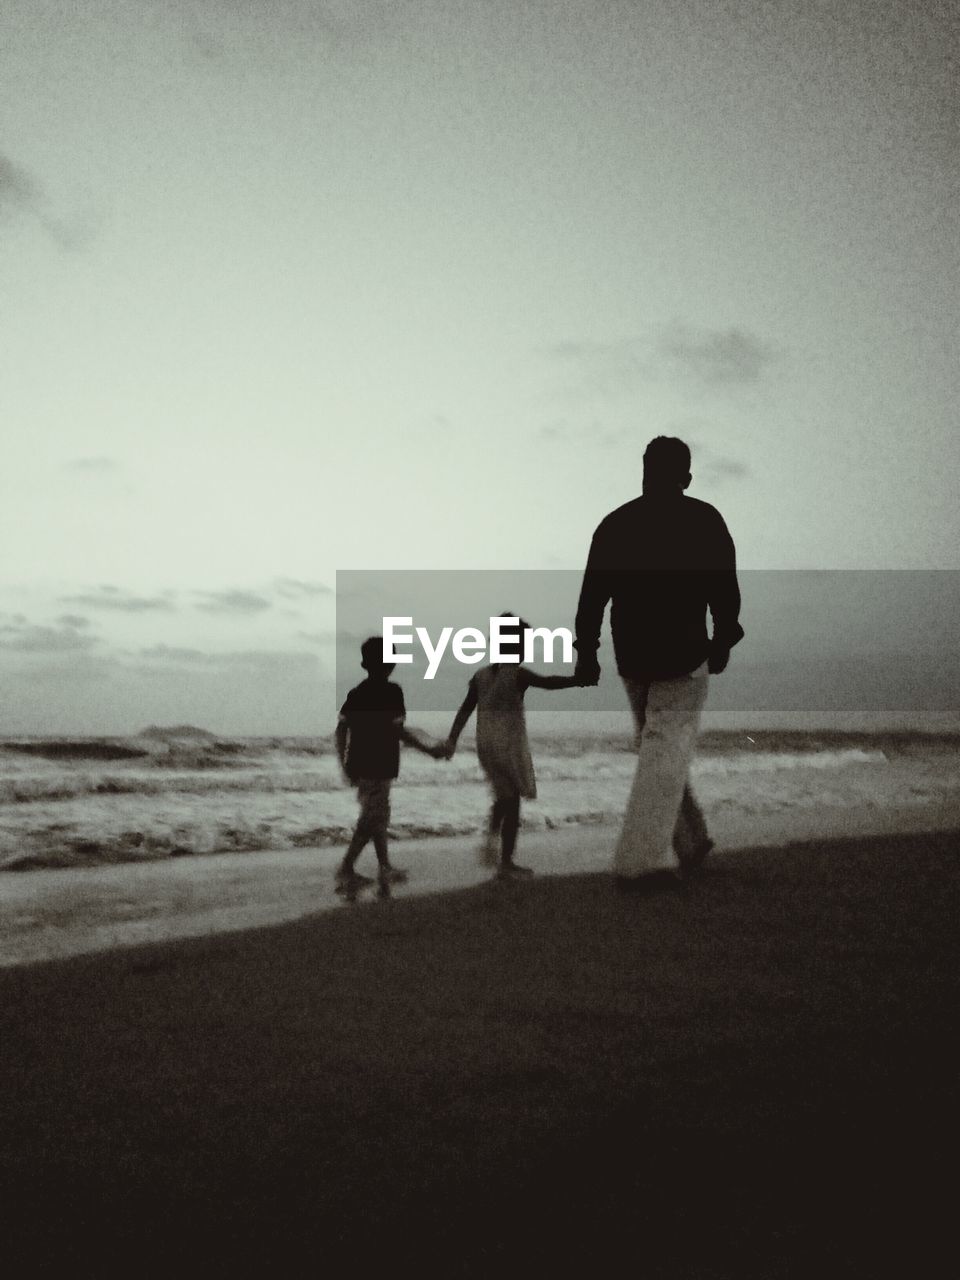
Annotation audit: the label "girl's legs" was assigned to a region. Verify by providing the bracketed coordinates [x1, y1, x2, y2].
[489, 798, 506, 835]
[499, 795, 520, 864]
[481, 769, 531, 876]
[499, 794, 531, 875]
[478, 797, 506, 868]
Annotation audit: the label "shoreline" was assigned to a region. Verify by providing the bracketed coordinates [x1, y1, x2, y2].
[3, 798, 960, 968]
[2, 825, 957, 1273]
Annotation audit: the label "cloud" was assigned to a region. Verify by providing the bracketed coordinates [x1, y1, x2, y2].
[298, 629, 338, 645]
[656, 326, 776, 386]
[220, 649, 318, 670]
[64, 456, 118, 473]
[547, 324, 778, 397]
[56, 614, 92, 629]
[194, 590, 273, 614]
[0, 152, 41, 216]
[547, 338, 650, 397]
[61, 587, 177, 613]
[272, 578, 333, 600]
[535, 415, 751, 487]
[0, 622, 99, 653]
[696, 453, 750, 483]
[169, 0, 371, 68]
[134, 645, 318, 673]
[537, 419, 627, 447]
[675, 428, 752, 485]
[14, 654, 117, 685]
[138, 645, 214, 664]
[0, 151, 98, 250]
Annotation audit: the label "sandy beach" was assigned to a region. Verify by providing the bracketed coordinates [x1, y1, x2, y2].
[2, 816, 958, 1275]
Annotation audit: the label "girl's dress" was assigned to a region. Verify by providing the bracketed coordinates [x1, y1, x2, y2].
[472, 664, 537, 800]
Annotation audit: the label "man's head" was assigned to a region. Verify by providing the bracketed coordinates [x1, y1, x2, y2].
[643, 436, 691, 493]
[360, 635, 395, 678]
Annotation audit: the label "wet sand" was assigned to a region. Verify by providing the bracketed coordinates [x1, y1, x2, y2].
[1, 826, 957, 1275]
[3, 798, 959, 967]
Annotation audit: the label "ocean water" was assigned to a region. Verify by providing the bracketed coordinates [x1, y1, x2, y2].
[2, 725, 959, 871]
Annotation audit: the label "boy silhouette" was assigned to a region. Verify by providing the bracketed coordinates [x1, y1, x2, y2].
[335, 635, 444, 890]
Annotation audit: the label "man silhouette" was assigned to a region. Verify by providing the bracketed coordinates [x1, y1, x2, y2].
[574, 436, 744, 888]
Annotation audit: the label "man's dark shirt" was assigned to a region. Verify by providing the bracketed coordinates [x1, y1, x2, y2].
[575, 493, 744, 680]
[338, 678, 406, 780]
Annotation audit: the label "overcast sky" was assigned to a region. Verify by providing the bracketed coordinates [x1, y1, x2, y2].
[1, 0, 957, 732]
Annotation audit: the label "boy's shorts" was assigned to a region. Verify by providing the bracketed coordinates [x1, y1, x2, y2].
[355, 778, 391, 834]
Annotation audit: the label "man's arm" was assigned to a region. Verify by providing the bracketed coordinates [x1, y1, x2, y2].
[706, 514, 744, 673]
[574, 523, 613, 684]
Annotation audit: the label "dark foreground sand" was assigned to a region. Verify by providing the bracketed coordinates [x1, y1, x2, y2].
[2, 831, 958, 1277]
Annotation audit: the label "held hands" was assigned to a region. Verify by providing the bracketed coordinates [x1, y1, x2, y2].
[428, 739, 456, 760]
[707, 642, 731, 675]
[574, 654, 601, 687]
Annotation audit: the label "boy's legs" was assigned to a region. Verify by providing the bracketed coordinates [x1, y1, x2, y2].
[339, 779, 392, 878]
[363, 780, 407, 881]
[339, 817, 370, 878]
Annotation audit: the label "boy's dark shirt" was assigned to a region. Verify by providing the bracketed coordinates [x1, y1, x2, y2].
[338, 678, 405, 780]
[575, 493, 744, 680]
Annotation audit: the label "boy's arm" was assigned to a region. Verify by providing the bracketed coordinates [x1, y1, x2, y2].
[399, 723, 443, 756]
[391, 682, 438, 758]
[445, 680, 478, 753]
[334, 718, 350, 779]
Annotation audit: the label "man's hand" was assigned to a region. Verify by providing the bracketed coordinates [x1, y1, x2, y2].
[574, 653, 601, 686]
[707, 642, 731, 675]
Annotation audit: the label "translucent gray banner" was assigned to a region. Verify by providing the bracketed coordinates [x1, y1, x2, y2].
[336, 570, 960, 719]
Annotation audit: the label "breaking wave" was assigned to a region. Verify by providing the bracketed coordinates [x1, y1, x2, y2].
[1, 728, 957, 870]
